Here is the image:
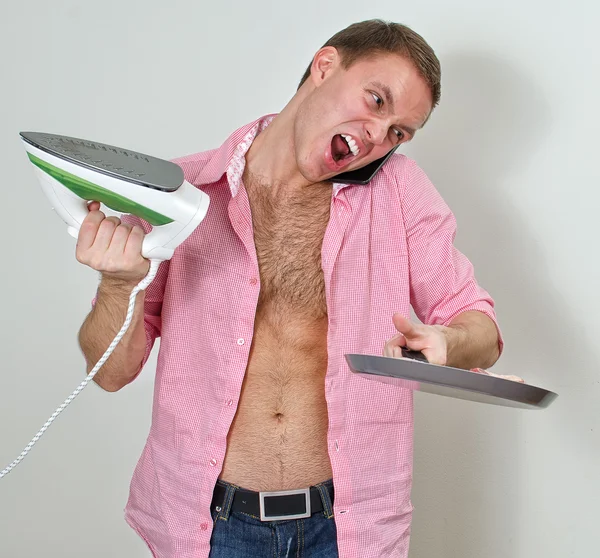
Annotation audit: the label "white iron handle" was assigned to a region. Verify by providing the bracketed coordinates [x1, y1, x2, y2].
[36, 167, 209, 262]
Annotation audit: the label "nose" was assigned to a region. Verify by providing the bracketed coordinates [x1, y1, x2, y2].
[364, 120, 388, 146]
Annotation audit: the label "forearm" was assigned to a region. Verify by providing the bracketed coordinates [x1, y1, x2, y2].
[443, 311, 501, 370]
[78, 277, 147, 392]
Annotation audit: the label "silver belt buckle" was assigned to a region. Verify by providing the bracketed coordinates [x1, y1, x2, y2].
[258, 487, 311, 522]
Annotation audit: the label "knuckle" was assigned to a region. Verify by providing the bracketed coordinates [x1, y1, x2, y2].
[103, 216, 119, 225]
[84, 211, 105, 224]
[113, 224, 130, 238]
[98, 219, 113, 230]
[103, 255, 124, 273]
[89, 257, 104, 271]
[81, 213, 98, 226]
[104, 254, 132, 274]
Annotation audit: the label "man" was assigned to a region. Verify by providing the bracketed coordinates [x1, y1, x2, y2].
[77, 19, 502, 558]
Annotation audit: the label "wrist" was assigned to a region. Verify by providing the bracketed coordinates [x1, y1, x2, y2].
[442, 323, 467, 366]
[98, 274, 142, 297]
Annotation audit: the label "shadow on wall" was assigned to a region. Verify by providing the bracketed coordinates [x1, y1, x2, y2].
[402, 51, 583, 557]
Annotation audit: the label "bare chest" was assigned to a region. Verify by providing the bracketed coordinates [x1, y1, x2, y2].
[246, 181, 332, 319]
[221, 179, 334, 489]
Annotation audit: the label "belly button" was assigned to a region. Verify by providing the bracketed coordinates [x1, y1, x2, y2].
[273, 412, 284, 422]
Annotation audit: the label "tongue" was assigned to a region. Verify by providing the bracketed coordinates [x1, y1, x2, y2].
[332, 134, 351, 161]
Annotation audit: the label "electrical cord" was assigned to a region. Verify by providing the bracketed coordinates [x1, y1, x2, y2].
[0, 259, 161, 479]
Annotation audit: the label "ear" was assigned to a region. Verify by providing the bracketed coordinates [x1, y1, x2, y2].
[309, 46, 340, 87]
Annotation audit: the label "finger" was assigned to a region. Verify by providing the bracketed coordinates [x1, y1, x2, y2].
[492, 372, 526, 383]
[123, 225, 145, 260]
[392, 313, 421, 340]
[388, 333, 406, 345]
[77, 208, 106, 252]
[383, 333, 406, 357]
[91, 216, 121, 252]
[107, 222, 133, 255]
[392, 345, 405, 358]
[387, 342, 442, 363]
[87, 200, 101, 212]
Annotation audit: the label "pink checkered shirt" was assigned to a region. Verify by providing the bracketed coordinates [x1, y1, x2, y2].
[110, 114, 502, 557]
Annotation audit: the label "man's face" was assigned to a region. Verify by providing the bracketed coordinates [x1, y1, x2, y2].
[294, 50, 433, 183]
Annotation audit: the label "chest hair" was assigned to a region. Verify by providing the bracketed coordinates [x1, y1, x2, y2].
[246, 177, 332, 319]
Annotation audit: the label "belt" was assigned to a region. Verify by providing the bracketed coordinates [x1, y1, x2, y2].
[211, 482, 334, 522]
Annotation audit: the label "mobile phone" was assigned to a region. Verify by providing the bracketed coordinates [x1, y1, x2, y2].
[332, 146, 399, 185]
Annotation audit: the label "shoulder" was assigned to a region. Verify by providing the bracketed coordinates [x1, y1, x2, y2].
[378, 153, 452, 218]
[173, 148, 220, 166]
[379, 153, 432, 190]
[170, 148, 222, 186]
[377, 153, 438, 199]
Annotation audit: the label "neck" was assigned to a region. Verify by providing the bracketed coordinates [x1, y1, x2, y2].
[244, 89, 314, 190]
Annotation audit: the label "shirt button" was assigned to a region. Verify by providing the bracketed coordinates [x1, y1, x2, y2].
[249, 277, 258, 285]
[210, 458, 217, 466]
[237, 338, 245, 345]
[200, 523, 208, 531]
[335, 440, 340, 452]
[226, 399, 234, 406]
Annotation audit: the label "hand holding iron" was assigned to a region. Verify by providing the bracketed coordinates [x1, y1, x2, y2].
[75, 201, 150, 284]
[384, 313, 448, 365]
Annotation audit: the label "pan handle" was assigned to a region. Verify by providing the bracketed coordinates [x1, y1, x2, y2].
[400, 348, 429, 362]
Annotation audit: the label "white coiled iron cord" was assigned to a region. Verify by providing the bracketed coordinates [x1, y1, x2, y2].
[0, 259, 161, 479]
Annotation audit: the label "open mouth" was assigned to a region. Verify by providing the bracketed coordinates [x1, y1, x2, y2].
[331, 134, 360, 164]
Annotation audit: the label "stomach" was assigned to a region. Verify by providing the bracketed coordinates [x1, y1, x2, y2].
[219, 311, 332, 491]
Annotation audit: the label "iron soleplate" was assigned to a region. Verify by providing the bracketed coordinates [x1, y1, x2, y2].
[20, 131, 184, 192]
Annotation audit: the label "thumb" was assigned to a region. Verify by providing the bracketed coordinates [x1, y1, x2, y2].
[392, 313, 419, 340]
[87, 200, 101, 212]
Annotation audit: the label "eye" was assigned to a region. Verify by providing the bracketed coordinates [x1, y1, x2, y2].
[370, 92, 383, 108]
[392, 128, 404, 142]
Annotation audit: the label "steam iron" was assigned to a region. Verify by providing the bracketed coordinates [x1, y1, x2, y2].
[19, 132, 209, 261]
[0, 133, 210, 480]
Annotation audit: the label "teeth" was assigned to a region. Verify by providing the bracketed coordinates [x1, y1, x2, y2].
[341, 134, 360, 157]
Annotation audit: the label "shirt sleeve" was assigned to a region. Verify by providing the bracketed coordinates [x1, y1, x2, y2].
[90, 212, 169, 375]
[401, 159, 504, 354]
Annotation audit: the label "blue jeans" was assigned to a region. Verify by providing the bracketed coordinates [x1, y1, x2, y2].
[208, 479, 339, 558]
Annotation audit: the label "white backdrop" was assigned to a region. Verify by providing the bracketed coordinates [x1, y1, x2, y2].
[1, 1, 598, 557]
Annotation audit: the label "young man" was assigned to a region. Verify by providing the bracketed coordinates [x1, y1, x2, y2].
[77, 19, 502, 558]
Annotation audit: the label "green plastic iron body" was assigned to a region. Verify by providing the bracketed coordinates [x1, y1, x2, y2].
[19, 132, 210, 261]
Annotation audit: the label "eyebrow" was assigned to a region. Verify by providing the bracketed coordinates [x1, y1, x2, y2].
[370, 80, 419, 137]
[371, 81, 395, 112]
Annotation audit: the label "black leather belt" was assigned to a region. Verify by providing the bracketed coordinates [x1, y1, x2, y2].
[211, 482, 334, 522]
